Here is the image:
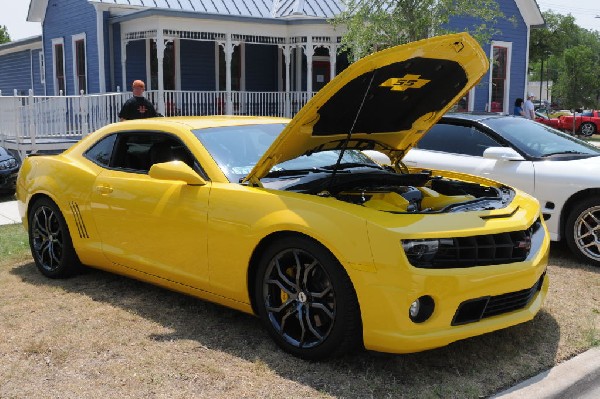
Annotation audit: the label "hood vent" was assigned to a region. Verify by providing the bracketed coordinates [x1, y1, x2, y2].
[69, 201, 89, 239]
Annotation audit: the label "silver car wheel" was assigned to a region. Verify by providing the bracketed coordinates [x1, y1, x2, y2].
[572, 204, 600, 262]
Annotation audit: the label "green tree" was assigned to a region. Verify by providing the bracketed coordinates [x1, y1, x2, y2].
[332, 0, 504, 60]
[552, 45, 599, 109]
[0, 25, 10, 44]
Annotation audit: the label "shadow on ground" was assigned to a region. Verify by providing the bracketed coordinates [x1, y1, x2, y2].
[9, 255, 565, 399]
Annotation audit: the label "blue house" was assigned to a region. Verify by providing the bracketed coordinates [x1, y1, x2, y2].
[0, 0, 544, 151]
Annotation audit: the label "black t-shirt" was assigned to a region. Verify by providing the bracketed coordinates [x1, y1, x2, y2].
[119, 96, 158, 120]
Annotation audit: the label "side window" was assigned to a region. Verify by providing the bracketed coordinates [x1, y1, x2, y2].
[84, 134, 117, 166]
[111, 132, 198, 174]
[416, 124, 501, 157]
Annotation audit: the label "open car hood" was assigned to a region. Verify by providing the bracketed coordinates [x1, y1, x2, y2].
[244, 32, 488, 184]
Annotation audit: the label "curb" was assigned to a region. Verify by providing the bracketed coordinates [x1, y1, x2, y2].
[492, 347, 600, 398]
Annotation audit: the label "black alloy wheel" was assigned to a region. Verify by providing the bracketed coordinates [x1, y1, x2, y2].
[29, 198, 81, 278]
[565, 197, 600, 267]
[254, 236, 362, 360]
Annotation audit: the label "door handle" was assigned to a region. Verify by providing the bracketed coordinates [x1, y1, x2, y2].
[96, 185, 113, 194]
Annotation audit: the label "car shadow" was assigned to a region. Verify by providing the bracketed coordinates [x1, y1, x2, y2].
[10, 260, 561, 398]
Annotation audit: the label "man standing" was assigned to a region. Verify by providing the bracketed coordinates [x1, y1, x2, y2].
[118, 80, 159, 121]
[523, 93, 535, 119]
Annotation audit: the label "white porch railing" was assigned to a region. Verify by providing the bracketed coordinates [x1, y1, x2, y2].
[0, 90, 314, 159]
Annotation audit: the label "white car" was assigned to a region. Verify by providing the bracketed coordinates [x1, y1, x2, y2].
[367, 113, 600, 266]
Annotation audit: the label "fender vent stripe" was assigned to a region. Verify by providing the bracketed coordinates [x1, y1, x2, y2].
[69, 201, 89, 239]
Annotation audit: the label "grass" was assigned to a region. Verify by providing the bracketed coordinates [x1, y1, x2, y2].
[0, 225, 598, 399]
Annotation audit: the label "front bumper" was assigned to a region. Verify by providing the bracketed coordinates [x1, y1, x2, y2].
[351, 216, 550, 354]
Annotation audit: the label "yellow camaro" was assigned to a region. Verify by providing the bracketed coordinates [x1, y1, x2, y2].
[16, 33, 549, 360]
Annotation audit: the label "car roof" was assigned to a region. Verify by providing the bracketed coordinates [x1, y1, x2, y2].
[441, 112, 515, 123]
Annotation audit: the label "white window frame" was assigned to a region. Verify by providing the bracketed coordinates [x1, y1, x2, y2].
[51, 37, 66, 95]
[39, 52, 45, 84]
[488, 41, 512, 114]
[71, 33, 88, 94]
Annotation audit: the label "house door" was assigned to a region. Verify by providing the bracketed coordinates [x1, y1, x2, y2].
[312, 61, 330, 91]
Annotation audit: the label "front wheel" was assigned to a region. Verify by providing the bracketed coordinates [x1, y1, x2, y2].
[579, 122, 596, 137]
[565, 198, 600, 267]
[254, 236, 362, 360]
[28, 198, 82, 278]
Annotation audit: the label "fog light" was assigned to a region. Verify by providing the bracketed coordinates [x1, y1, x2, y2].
[408, 295, 435, 323]
[409, 300, 420, 318]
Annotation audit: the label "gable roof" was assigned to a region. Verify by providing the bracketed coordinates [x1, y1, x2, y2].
[85, 0, 342, 19]
[27, 0, 541, 25]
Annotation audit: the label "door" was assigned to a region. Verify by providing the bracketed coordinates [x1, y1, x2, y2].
[89, 132, 210, 287]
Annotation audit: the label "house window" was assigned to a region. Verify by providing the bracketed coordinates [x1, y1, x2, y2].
[218, 44, 242, 91]
[72, 34, 87, 94]
[150, 40, 175, 90]
[39, 52, 45, 84]
[489, 43, 511, 113]
[52, 38, 66, 95]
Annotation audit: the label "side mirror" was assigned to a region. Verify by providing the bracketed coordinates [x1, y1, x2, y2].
[149, 161, 207, 186]
[482, 147, 525, 161]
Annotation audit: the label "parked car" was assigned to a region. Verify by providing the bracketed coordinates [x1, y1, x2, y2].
[16, 34, 549, 360]
[394, 113, 600, 266]
[0, 146, 19, 193]
[534, 111, 560, 129]
[558, 110, 600, 136]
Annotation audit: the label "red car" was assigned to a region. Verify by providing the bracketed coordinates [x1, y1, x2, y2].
[558, 110, 600, 136]
[534, 112, 560, 129]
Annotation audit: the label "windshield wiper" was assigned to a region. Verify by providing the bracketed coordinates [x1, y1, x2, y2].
[263, 167, 333, 178]
[541, 150, 588, 157]
[321, 162, 383, 170]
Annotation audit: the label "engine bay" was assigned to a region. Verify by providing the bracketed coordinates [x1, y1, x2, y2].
[264, 169, 514, 214]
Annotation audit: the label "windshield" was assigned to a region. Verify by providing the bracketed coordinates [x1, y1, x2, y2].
[193, 124, 380, 182]
[484, 117, 600, 158]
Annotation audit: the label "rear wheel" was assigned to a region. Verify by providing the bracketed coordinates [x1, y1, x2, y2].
[254, 236, 362, 360]
[579, 122, 596, 137]
[28, 198, 82, 278]
[565, 198, 600, 267]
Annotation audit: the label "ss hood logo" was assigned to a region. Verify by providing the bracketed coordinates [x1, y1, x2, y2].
[380, 74, 431, 91]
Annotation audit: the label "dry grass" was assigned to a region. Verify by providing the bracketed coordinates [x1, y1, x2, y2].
[0, 230, 598, 398]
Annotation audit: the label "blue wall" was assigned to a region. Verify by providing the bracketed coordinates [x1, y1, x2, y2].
[180, 40, 216, 90]
[124, 40, 147, 91]
[43, 0, 99, 95]
[245, 44, 278, 91]
[0, 50, 35, 95]
[449, 0, 528, 112]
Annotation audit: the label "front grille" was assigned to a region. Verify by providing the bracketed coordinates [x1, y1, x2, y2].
[452, 272, 546, 326]
[410, 218, 542, 269]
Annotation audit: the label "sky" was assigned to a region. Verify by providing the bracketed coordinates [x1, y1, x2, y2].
[0, 0, 599, 42]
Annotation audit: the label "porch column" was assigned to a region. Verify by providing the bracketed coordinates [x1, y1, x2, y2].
[156, 29, 166, 116]
[304, 36, 314, 95]
[328, 41, 337, 81]
[95, 4, 106, 93]
[219, 34, 238, 115]
[279, 44, 292, 117]
[121, 40, 128, 92]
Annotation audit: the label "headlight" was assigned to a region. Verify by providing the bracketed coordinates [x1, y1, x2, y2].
[0, 158, 17, 170]
[402, 238, 454, 267]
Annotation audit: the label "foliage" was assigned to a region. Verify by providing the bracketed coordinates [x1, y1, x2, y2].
[331, 0, 504, 61]
[552, 45, 600, 109]
[0, 224, 29, 262]
[530, 11, 600, 109]
[0, 25, 10, 44]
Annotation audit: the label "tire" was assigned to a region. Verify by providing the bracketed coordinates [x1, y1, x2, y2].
[565, 198, 600, 267]
[579, 122, 596, 137]
[254, 236, 362, 360]
[28, 197, 82, 278]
